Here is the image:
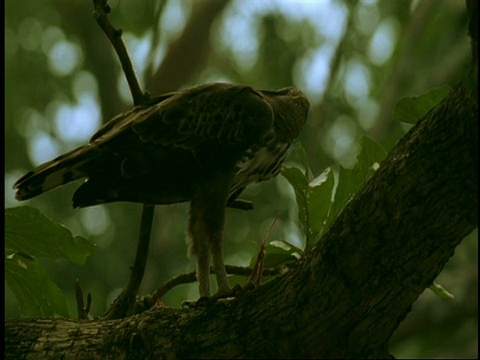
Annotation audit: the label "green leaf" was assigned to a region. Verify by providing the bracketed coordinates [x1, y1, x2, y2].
[393, 85, 452, 124]
[244, 241, 299, 276]
[5, 253, 69, 317]
[283, 138, 386, 251]
[307, 168, 335, 244]
[287, 141, 310, 176]
[355, 136, 387, 176]
[263, 242, 300, 268]
[429, 281, 455, 299]
[269, 240, 303, 255]
[228, 274, 250, 288]
[5, 206, 95, 318]
[281, 166, 310, 242]
[5, 206, 95, 265]
[262, 253, 297, 269]
[327, 137, 387, 231]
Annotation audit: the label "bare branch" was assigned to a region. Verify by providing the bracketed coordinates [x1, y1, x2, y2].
[92, 0, 147, 105]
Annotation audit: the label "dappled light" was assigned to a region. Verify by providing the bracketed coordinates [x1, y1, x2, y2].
[53, 95, 100, 143]
[47, 40, 83, 76]
[368, 18, 400, 66]
[79, 206, 111, 240]
[344, 59, 372, 101]
[29, 131, 60, 166]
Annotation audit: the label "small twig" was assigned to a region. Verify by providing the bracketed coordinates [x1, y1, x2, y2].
[74, 279, 91, 320]
[92, 0, 147, 105]
[102, 204, 155, 319]
[135, 272, 198, 313]
[126, 203, 155, 297]
[249, 217, 278, 287]
[86, 292, 92, 314]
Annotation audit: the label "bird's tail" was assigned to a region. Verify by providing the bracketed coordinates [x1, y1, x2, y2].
[14, 145, 100, 201]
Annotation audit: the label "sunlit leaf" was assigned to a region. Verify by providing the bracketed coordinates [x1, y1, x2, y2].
[269, 240, 303, 255]
[429, 281, 455, 299]
[245, 241, 298, 275]
[307, 168, 335, 244]
[309, 166, 331, 187]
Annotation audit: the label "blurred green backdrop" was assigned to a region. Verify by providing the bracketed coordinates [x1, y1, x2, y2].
[5, 0, 477, 358]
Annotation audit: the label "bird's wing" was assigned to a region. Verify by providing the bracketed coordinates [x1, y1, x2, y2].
[89, 93, 176, 143]
[14, 84, 276, 202]
[128, 83, 275, 150]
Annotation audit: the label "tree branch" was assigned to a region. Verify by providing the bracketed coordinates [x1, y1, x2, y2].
[92, 0, 147, 105]
[90, 0, 154, 320]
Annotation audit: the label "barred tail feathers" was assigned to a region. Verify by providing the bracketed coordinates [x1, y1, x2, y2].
[14, 145, 100, 201]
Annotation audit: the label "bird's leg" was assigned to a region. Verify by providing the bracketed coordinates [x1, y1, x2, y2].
[210, 228, 231, 294]
[187, 171, 234, 298]
[195, 232, 211, 297]
[187, 206, 214, 297]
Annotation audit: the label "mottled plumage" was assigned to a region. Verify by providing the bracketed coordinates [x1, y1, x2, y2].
[14, 83, 310, 297]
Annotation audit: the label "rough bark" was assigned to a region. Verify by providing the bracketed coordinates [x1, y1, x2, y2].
[5, 77, 477, 358]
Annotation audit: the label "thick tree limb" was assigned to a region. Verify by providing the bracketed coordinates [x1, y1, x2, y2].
[5, 78, 477, 358]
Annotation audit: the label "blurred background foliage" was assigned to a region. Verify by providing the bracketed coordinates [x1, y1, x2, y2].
[5, 0, 477, 358]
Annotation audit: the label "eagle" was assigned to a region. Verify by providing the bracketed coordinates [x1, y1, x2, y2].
[14, 83, 310, 298]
